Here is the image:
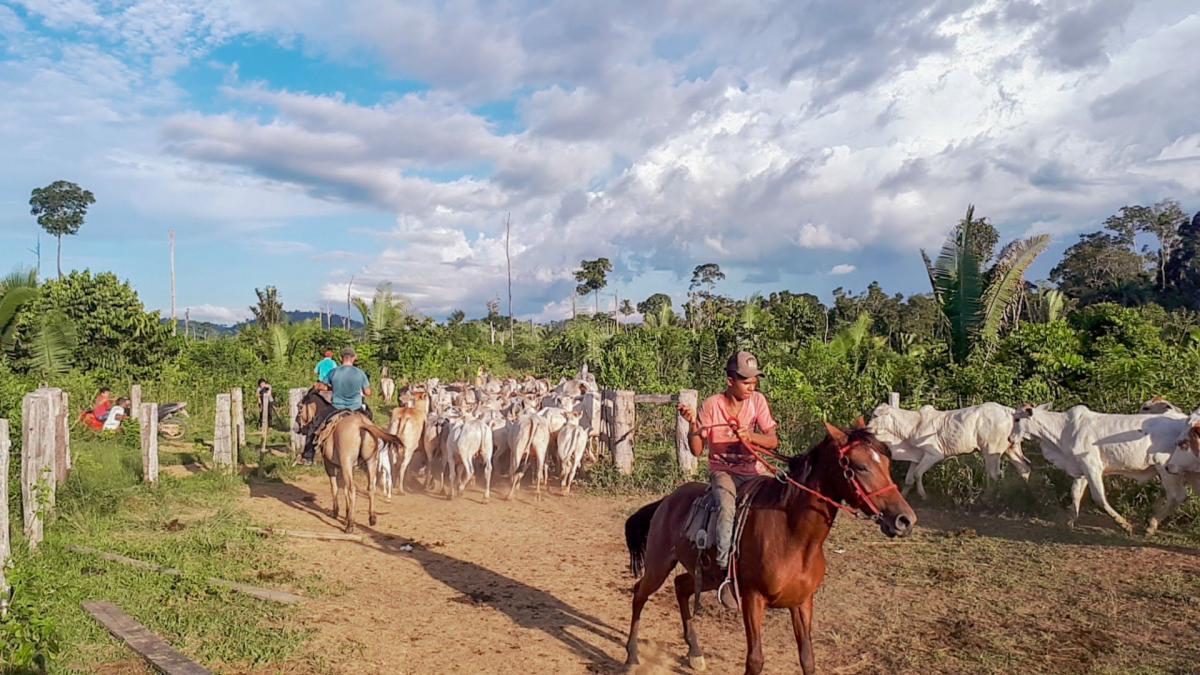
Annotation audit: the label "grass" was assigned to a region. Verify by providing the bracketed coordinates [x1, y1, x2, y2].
[4, 439, 314, 673]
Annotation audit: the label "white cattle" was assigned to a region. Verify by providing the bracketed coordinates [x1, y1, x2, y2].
[555, 410, 589, 495]
[868, 402, 1031, 499]
[1010, 404, 1198, 535]
[1139, 396, 1183, 415]
[445, 415, 494, 500]
[380, 376, 396, 404]
[1165, 407, 1200, 475]
[376, 437, 394, 501]
[507, 413, 551, 501]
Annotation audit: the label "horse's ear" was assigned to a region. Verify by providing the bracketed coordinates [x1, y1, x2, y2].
[823, 421, 848, 446]
[852, 416, 866, 430]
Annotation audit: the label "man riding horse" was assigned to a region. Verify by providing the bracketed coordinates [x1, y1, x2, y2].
[677, 350, 780, 605]
[299, 346, 373, 465]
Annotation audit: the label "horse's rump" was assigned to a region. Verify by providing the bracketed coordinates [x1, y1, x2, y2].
[625, 498, 663, 578]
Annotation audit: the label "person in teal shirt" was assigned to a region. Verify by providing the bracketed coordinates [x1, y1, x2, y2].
[314, 351, 338, 388]
[301, 347, 373, 464]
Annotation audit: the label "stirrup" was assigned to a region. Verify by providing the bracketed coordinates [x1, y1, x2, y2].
[717, 577, 738, 609]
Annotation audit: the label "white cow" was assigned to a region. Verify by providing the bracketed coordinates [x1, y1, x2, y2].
[555, 410, 589, 495]
[507, 413, 551, 501]
[868, 402, 1031, 499]
[446, 415, 494, 500]
[1010, 403, 1197, 535]
[1165, 407, 1200, 475]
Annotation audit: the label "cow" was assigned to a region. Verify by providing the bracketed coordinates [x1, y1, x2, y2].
[868, 402, 1031, 499]
[555, 410, 590, 496]
[445, 413, 494, 500]
[508, 413, 551, 501]
[387, 392, 429, 495]
[1138, 396, 1185, 415]
[1010, 403, 1196, 535]
[1165, 407, 1200, 476]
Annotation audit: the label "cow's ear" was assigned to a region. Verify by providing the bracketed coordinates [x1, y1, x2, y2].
[823, 421, 849, 446]
[1035, 403, 1051, 411]
[852, 416, 867, 430]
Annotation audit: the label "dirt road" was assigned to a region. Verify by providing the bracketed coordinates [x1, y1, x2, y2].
[242, 473, 1200, 674]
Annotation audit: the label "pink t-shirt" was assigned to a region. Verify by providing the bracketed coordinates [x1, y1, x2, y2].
[698, 391, 778, 476]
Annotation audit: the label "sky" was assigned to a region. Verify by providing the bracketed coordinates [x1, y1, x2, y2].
[1, 1, 1198, 325]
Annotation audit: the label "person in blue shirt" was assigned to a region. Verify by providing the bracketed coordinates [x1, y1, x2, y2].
[314, 350, 338, 391]
[301, 347, 373, 464]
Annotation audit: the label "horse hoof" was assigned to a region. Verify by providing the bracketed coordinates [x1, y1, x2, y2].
[688, 655, 707, 672]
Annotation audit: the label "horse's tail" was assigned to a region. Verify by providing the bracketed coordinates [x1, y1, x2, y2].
[625, 498, 663, 578]
[362, 424, 404, 447]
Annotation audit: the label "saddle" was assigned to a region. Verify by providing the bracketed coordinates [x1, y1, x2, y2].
[682, 477, 769, 611]
[313, 409, 367, 450]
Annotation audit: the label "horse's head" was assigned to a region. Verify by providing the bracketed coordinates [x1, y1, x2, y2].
[817, 418, 916, 538]
[294, 388, 327, 434]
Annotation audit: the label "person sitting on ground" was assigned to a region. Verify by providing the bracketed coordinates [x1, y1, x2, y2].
[102, 397, 132, 431]
[300, 347, 373, 465]
[677, 350, 779, 602]
[314, 350, 338, 391]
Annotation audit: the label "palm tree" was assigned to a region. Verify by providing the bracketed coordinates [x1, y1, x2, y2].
[27, 310, 76, 378]
[0, 267, 38, 349]
[923, 206, 1049, 362]
[251, 286, 285, 327]
[353, 282, 409, 340]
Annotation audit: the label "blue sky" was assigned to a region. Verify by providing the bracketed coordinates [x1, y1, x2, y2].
[1, 1, 1198, 324]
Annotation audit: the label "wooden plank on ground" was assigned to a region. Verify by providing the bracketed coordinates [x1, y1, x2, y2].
[82, 601, 211, 675]
[69, 546, 304, 605]
[247, 526, 364, 543]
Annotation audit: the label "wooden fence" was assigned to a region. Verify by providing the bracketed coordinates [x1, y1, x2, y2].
[601, 389, 699, 476]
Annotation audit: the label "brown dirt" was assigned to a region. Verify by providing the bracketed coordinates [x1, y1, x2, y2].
[239, 473, 1200, 675]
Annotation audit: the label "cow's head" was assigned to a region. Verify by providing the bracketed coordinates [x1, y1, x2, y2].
[1009, 403, 1048, 446]
[1166, 419, 1200, 475]
[865, 403, 904, 445]
[1139, 396, 1179, 415]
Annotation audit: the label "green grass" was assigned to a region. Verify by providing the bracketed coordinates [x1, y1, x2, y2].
[3, 439, 313, 673]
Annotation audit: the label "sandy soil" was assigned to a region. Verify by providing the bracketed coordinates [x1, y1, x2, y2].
[239, 472, 1200, 675]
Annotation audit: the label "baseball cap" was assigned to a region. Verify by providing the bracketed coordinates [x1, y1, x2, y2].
[725, 351, 763, 379]
[341, 346, 357, 359]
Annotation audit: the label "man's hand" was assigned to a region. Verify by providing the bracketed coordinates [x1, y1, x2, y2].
[677, 403, 697, 426]
[734, 426, 753, 445]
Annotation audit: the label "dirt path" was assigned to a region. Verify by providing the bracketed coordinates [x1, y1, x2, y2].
[242, 473, 1200, 675]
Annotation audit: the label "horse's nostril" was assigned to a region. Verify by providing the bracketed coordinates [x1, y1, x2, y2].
[895, 514, 914, 532]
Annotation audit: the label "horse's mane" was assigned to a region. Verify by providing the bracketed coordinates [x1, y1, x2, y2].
[755, 427, 889, 508]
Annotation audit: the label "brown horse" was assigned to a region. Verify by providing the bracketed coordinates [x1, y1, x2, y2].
[295, 388, 404, 533]
[623, 420, 916, 674]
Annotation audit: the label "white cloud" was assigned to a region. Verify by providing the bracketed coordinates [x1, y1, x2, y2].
[186, 303, 249, 324]
[830, 264, 856, 275]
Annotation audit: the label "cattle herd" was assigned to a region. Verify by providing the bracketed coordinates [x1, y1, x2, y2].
[374, 365, 1200, 536]
[377, 365, 604, 503]
[869, 396, 1200, 535]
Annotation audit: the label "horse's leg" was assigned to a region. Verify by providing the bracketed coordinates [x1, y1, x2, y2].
[626, 542, 675, 666]
[366, 450, 379, 527]
[741, 591, 767, 675]
[674, 573, 706, 671]
[790, 595, 816, 675]
[327, 466, 339, 520]
[341, 452, 357, 533]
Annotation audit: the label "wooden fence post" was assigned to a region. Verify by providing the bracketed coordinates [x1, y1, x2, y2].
[230, 388, 245, 450]
[676, 389, 699, 476]
[260, 390, 272, 453]
[288, 388, 306, 455]
[604, 389, 635, 475]
[1, 419, 10, 617]
[140, 403, 159, 483]
[213, 394, 232, 469]
[888, 391, 900, 408]
[21, 390, 56, 549]
[130, 384, 143, 422]
[42, 387, 70, 486]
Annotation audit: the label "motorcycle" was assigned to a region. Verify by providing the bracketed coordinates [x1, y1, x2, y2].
[157, 402, 189, 439]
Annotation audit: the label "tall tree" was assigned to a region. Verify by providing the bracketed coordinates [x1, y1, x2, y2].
[574, 257, 613, 314]
[1164, 210, 1200, 308]
[29, 180, 95, 279]
[1103, 200, 1188, 292]
[923, 205, 1049, 362]
[353, 282, 409, 340]
[687, 263, 725, 328]
[1050, 219, 1151, 305]
[251, 286, 285, 327]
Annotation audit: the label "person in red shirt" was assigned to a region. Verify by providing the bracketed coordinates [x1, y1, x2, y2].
[93, 387, 114, 421]
[678, 351, 780, 575]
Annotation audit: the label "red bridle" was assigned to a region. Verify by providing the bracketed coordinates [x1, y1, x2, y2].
[705, 415, 899, 522]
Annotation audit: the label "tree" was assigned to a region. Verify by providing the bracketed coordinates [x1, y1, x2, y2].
[29, 180, 95, 279]
[687, 263, 725, 328]
[1164, 211, 1200, 308]
[637, 293, 673, 316]
[619, 299, 634, 317]
[923, 205, 1050, 362]
[448, 309, 466, 326]
[574, 258, 613, 314]
[0, 267, 38, 350]
[353, 282, 409, 340]
[1103, 200, 1188, 292]
[1051, 224, 1150, 305]
[250, 286, 285, 327]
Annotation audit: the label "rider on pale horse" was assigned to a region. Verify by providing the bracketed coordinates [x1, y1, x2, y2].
[677, 350, 780, 605]
[300, 346, 373, 465]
